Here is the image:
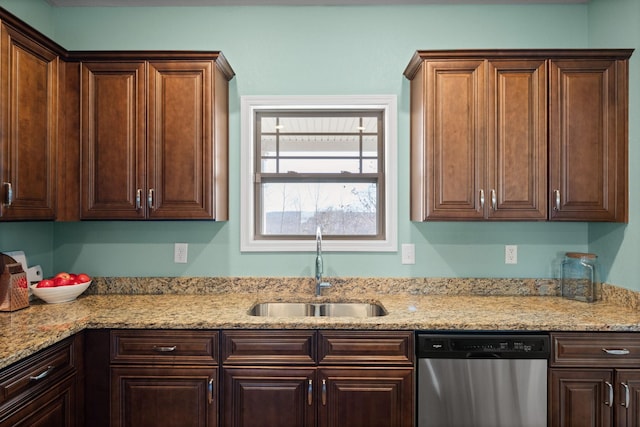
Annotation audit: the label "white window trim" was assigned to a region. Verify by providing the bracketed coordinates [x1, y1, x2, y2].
[240, 95, 398, 253]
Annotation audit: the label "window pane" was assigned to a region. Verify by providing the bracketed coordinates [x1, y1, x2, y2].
[279, 159, 362, 174]
[279, 135, 360, 158]
[261, 182, 377, 236]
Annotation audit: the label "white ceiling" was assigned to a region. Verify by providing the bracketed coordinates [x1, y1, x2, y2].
[45, 0, 588, 6]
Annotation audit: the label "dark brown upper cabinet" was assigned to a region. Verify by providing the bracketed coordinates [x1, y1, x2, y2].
[404, 49, 632, 222]
[0, 14, 62, 221]
[76, 52, 234, 220]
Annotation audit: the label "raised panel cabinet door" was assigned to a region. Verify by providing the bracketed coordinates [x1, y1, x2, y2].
[221, 367, 315, 427]
[616, 370, 640, 427]
[549, 58, 628, 222]
[318, 367, 414, 427]
[414, 59, 486, 220]
[80, 61, 146, 219]
[550, 369, 613, 427]
[110, 366, 217, 427]
[147, 61, 214, 219]
[0, 375, 76, 427]
[0, 23, 58, 220]
[486, 59, 547, 220]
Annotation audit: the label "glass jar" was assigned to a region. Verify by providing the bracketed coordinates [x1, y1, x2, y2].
[561, 252, 600, 302]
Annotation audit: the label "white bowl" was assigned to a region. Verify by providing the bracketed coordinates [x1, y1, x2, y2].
[30, 281, 92, 304]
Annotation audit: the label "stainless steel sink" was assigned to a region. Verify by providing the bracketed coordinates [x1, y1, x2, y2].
[248, 302, 316, 317]
[248, 302, 386, 317]
[318, 302, 386, 317]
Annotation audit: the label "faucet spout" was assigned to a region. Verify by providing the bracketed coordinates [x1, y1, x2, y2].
[315, 226, 331, 296]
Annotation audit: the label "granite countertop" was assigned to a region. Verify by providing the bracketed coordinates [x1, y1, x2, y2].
[2, 288, 640, 370]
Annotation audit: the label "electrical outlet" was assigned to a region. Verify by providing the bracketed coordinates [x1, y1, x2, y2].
[174, 243, 188, 263]
[505, 245, 517, 264]
[401, 243, 415, 265]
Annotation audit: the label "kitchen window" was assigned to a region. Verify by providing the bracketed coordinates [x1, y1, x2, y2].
[240, 95, 397, 252]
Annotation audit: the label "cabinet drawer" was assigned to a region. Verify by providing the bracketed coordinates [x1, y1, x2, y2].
[0, 336, 76, 407]
[318, 331, 414, 365]
[111, 330, 218, 364]
[551, 332, 640, 367]
[221, 330, 316, 365]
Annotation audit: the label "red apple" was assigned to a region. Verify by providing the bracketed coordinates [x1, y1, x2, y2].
[36, 279, 55, 288]
[76, 273, 91, 283]
[54, 276, 74, 287]
[54, 272, 72, 280]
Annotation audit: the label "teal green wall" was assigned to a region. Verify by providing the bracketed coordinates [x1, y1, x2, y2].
[2, 1, 636, 288]
[587, 0, 640, 289]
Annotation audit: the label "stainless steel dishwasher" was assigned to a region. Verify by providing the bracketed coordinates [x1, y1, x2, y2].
[416, 333, 549, 427]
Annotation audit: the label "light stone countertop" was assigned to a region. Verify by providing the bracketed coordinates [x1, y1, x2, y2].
[2, 290, 640, 370]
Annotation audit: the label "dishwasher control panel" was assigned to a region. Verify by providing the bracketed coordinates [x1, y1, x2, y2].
[416, 333, 550, 359]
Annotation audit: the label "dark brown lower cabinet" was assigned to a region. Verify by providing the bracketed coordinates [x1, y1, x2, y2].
[111, 366, 217, 427]
[318, 367, 414, 427]
[1, 375, 77, 427]
[0, 334, 82, 427]
[550, 333, 640, 427]
[222, 367, 316, 427]
[222, 366, 413, 427]
[220, 330, 414, 427]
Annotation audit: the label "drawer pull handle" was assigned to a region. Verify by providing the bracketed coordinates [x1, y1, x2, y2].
[208, 378, 214, 404]
[321, 379, 327, 406]
[605, 381, 613, 407]
[307, 379, 313, 406]
[153, 345, 177, 352]
[622, 382, 630, 408]
[602, 348, 630, 355]
[30, 365, 55, 381]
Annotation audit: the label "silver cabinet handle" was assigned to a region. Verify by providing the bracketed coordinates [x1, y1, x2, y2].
[479, 189, 485, 209]
[148, 188, 155, 210]
[307, 379, 313, 406]
[605, 381, 613, 407]
[602, 348, 630, 356]
[3, 182, 12, 207]
[153, 345, 177, 352]
[491, 189, 497, 210]
[208, 377, 214, 404]
[136, 189, 142, 210]
[30, 365, 55, 381]
[622, 382, 630, 408]
[321, 379, 327, 406]
[554, 190, 561, 211]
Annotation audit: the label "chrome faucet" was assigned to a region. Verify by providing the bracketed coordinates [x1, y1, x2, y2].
[315, 226, 331, 296]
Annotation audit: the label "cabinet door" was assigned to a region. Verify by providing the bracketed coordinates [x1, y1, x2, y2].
[550, 369, 613, 427]
[487, 59, 547, 220]
[111, 366, 217, 427]
[147, 61, 214, 219]
[81, 61, 146, 219]
[0, 375, 76, 427]
[616, 370, 640, 427]
[318, 367, 414, 427]
[0, 23, 57, 220]
[417, 59, 486, 220]
[549, 58, 628, 222]
[221, 367, 315, 427]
